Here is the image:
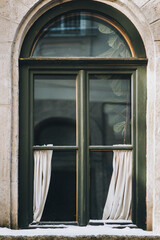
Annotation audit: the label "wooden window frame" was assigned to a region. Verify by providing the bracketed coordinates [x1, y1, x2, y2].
[19, 58, 147, 229]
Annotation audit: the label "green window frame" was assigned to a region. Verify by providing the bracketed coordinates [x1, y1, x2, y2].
[19, 59, 147, 228]
[19, 0, 147, 229]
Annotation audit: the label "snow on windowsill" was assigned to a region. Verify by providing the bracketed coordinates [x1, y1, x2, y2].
[0, 224, 157, 237]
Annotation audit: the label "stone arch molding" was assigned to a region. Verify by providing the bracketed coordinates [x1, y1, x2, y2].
[11, 0, 155, 229]
[12, 0, 154, 59]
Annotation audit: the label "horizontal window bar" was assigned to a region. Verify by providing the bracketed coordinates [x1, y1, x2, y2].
[33, 146, 133, 150]
[19, 57, 148, 65]
[89, 145, 133, 151]
[33, 146, 78, 150]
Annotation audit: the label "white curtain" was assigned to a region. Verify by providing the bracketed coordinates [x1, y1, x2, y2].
[102, 150, 132, 220]
[33, 147, 53, 222]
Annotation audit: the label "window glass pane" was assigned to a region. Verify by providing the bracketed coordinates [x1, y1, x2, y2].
[90, 151, 113, 219]
[32, 11, 131, 57]
[89, 74, 131, 145]
[34, 74, 76, 146]
[41, 151, 76, 221]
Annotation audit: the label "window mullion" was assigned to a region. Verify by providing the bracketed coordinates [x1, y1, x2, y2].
[77, 70, 89, 226]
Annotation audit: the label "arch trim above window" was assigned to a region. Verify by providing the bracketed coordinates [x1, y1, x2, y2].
[20, 1, 146, 58]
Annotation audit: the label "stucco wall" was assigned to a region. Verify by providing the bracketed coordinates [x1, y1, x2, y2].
[0, 0, 160, 233]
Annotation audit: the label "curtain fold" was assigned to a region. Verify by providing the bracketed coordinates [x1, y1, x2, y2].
[102, 149, 132, 220]
[33, 146, 53, 222]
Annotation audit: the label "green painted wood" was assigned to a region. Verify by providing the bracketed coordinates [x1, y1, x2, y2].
[33, 146, 78, 150]
[19, 64, 147, 229]
[33, 145, 133, 151]
[19, 65, 30, 228]
[28, 72, 34, 225]
[89, 146, 133, 150]
[77, 70, 89, 226]
[135, 66, 146, 229]
[131, 70, 137, 225]
[19, 58, 147, 66]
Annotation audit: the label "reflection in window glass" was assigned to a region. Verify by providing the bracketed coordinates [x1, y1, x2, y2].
[32, 12, 131, 57]
[34, 75, 76, 146]
[90, 151, 113, 219]
[41, 151, 76, 221]
[89, 75, 131, 145]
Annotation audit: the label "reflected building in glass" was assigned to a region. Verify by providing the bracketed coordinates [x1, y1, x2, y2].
[32, 12, 131, 58]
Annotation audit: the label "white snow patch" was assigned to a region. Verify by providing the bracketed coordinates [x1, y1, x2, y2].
[0, 225, 157, 237]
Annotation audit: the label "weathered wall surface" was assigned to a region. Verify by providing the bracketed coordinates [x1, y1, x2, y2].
[0, 0, 39, 228]
[0, 0, 160, 233]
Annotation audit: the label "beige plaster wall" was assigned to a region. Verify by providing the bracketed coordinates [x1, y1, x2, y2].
[0, 0, 159, 233]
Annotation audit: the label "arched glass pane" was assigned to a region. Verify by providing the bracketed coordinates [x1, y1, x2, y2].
[32, 11, 132, 57]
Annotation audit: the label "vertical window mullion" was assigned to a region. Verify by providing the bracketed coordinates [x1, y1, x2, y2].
[131, 71, 136, 225]
[30, 72, 34, 224]
[77, 70, 89, 226]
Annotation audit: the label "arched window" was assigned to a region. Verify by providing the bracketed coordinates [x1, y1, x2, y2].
[19, 1, 147, 229]
[31, 11, 133, 57]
